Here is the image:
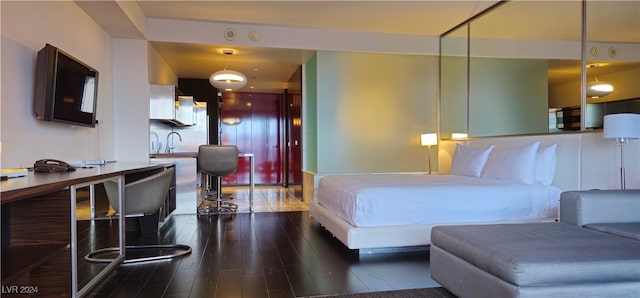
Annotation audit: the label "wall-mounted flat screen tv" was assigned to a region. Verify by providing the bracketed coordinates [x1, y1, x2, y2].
[34, 43, 99, 127]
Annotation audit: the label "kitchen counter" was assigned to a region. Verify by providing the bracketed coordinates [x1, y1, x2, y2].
[150, 152, 197, 158]
[153, 152, 256, 213]
[151, 154, 198, 214]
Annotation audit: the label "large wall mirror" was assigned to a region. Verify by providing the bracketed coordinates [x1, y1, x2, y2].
[440, 0, 640, 139]
[584, 1, 640, 122]
[440, 24, 468, 139]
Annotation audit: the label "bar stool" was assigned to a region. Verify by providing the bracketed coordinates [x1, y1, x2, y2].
[197, 145, 239, 214]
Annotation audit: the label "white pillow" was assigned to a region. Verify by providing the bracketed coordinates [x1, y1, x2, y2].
[450, 144, 495, 177]
[481, 142, 540, 184]
[535, 144, 558, 186]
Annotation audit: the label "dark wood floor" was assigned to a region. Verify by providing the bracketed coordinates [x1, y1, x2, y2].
[89, 211, 439, 297]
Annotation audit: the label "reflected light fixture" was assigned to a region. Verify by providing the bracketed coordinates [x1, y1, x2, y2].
[451, 133, 468, 140]
[421, 133, 438, 174]
[209, 50, 247, 91]
[603, 113, 640, 189]
[222, 117, 242, 125]
[587, 79, 614, 98]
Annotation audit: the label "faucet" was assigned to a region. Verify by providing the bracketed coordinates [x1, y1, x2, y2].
[165, 132, 182, 154]
[150, 131, 161, 154]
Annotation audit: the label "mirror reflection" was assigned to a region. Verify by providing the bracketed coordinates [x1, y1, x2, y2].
[440, 0, 639, 139]
[469, 1, 581, 137]
[74, 179, 123, 295]
[585, 1, 640, 122]
[440, 24, 468, 140]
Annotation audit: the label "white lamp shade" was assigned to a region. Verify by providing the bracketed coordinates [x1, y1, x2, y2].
[209, 70, 247, 90]
[604, 113, 640, 139]
[421, 133, 438, 146]
[586, 81, 614, 98]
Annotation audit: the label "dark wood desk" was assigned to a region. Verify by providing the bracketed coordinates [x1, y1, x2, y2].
[1, 162, 174, 297]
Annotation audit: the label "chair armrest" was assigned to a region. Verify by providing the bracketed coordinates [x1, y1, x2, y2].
[560, 190, 640, 226]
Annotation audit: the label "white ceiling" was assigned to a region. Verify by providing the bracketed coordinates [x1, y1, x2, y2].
[137, 1, 498, 37]
[135, 1, 499, 92]
[77, 1, 639, 93]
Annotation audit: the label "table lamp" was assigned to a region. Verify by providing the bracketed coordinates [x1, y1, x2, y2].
[603, 113, 640, 189]
[421, 133, 438, 174]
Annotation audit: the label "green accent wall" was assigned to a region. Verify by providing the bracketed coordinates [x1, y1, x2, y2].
[312, 51, 438, 174]
[440, 56, 469, 139]
[469, 58, 549, 137]
[304, 53, 318, 173]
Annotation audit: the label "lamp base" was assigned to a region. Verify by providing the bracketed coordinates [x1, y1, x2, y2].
[427, 146, 432, 175]
[620, 166, 626, 190]
[617, 141, 627, 190]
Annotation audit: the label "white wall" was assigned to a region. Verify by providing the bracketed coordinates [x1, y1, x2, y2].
[1, 1, 114, 168]
[112, 39, 151, 162]
[146, 18, 438, 55]
[148, 44, 177, 85]
[580, 132, 640, 190]
[111, 40, 178, 162]
[438, 132, 640, 191]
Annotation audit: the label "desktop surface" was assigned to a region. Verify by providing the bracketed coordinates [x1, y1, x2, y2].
[1, 161, 173, 203]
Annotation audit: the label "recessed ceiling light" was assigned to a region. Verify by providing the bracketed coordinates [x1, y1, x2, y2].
[586, 63, 609, 69]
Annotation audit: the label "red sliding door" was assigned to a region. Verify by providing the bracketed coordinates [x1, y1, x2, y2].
[219, 92, 284, 185]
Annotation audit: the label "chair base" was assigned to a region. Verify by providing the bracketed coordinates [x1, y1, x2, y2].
[85, 244, 192, 264]
[106, 212, 161, 234]
[197, 199, 238, 215]
[198, 191, 238, 215]
[128, 212, 160, 234]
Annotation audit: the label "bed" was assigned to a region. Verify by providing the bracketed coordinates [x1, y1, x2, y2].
[309, 135, 582, 252]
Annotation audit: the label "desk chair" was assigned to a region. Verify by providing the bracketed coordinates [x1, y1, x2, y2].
[198, 145, 239, 214]
[85, 167, 191, 263]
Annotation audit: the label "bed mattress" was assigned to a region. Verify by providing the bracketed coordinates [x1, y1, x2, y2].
[316, 174, 561, 227]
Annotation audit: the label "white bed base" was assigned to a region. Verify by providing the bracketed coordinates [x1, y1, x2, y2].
[309, 200, 553, 253]
[310, 134, 583, 253]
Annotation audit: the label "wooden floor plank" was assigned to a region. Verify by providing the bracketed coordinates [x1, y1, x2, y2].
[241, 274, 269, 298]
[91, 211, 436, 297]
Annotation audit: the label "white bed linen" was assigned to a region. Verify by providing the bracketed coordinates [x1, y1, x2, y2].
[317, 174, 561, 227]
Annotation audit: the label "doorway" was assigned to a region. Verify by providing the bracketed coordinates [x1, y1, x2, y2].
[218, 91, 284, 185]
[176, 76, 303, 213]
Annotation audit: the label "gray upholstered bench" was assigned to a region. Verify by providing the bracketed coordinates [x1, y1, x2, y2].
[430, 222, 640, 297]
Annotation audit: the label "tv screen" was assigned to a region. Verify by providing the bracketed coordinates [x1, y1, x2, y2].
[34, 44, 98, 127]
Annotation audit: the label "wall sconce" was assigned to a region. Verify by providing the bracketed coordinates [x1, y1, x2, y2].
[421, 133, 438, 174]
[603, 113, 640, 189]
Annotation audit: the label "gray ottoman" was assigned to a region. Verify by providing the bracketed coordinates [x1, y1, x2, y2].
[430, 222, 640, 297]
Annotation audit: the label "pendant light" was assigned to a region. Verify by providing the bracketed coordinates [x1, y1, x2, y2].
[586, 78, 614, 98]
[585, 63, 613, 98]
[209, 50, 247, 91]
